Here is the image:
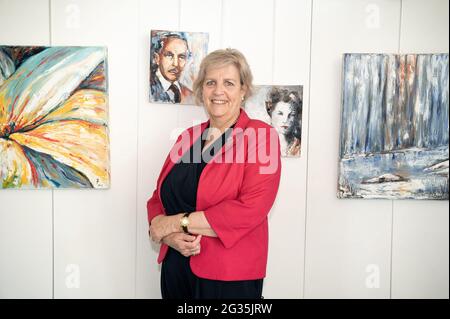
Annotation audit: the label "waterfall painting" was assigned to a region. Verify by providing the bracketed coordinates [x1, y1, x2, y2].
[0, 46, 110, 189]
[338, 53, 449, 200]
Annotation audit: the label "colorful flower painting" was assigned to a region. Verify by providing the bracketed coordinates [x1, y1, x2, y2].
[245, 85, 303, 157]
[339, 53, 449, 199]
[0, 46, 110, 189]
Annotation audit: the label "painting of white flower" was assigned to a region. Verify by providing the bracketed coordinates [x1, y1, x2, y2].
[0, 46, 110, 189]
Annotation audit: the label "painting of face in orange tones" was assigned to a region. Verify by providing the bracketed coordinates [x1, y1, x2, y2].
[0, 46, 110, 189]
[150, 30, 208, 105]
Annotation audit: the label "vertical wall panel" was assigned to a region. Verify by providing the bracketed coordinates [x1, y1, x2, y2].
[135, 0, 180, 299]
[50, 0, 138, 298]
[180, 0, 222, 54]
[178, 0, 221, 130]
[222, 0, 274, 84]
[0, 192, 52, 298]
[392, 0, 449, 299]
[264, 0, 312, 298]
[400, 0, 449, 53]
[305, 0, 400, 298]
[0, 0, 50, 45]
[0, 0, 53, 299]
[392, 202, 449, 298]
[221, 0, 275, 297]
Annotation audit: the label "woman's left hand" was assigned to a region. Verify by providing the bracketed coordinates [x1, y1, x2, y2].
[149, 214, 179, 243]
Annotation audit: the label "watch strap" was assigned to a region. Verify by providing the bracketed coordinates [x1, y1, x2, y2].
[181, 212, 191, 234]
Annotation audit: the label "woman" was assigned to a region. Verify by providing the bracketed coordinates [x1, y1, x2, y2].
[265, 88, 301, 157]
[147, 49, 281, 299]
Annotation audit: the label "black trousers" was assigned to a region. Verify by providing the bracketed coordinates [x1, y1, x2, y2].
[161, 247, 264, 299]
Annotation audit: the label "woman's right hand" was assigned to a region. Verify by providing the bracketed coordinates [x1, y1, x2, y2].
[162, 233, 202, 257]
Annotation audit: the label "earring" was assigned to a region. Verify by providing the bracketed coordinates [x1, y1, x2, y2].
[241, 96, 245, 102]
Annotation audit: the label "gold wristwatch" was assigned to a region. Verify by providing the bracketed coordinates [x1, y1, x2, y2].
[180, 212, 191, 234]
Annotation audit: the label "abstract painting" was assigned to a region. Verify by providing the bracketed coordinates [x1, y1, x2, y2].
[150, 30, 208, 105]
[339, 53, 449, 199]
[0, 46, 110, 189]
[245, 85, 303, 157]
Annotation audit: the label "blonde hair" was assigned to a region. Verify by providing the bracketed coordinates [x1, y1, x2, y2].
[193, 48, 254, 105]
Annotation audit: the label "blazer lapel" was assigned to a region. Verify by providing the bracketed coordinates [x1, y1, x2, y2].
[157, 120, 210, 200]
[210, 108, 251, 163]
[156, 108, 251, 213]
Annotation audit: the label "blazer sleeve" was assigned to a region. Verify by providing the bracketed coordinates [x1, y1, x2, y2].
[146, 129, 189, 225]
[146, 145, 174, 226]
[147, 188, 165, 225]
[203, 126, 281, 249]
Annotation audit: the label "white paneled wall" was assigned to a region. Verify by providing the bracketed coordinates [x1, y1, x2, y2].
[265, 0, 312, 298]
[50, 0, 139, 298]
[306, 0, 401, 299]
[136, 0, 180, 299]
[222, 0, 274, 84]
[0, 0, 448, 299]
[0, 0, 53, 299]
[392, 0, 449, 299]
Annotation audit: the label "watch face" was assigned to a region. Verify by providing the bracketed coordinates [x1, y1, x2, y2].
[181, 217, 189, 227]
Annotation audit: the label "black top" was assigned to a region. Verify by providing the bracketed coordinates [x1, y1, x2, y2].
[159, 122, 264, 299]
[160, 124, 234, 215]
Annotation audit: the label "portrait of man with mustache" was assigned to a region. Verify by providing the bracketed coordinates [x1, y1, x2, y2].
[150, 31, 194, 104]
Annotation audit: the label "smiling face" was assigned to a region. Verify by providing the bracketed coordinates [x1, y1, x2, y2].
[155, 37, 188, 82]
[271, 101, 295, 135]
[202, 63, 246, 124]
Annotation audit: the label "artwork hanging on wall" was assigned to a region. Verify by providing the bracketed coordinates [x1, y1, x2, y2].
[150, 30, 209, 105]
[338, 53, 449, 200]
[0, 46, 110, 189]
[245, 85, 303, 157]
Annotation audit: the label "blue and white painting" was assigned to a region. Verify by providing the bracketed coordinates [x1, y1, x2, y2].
[338, 53, 449, 200]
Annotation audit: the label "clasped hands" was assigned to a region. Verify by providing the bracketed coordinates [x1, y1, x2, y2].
[149, 214, 202, 257]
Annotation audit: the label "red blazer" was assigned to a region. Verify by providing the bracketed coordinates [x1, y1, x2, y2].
[147, 108, 281, 281]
